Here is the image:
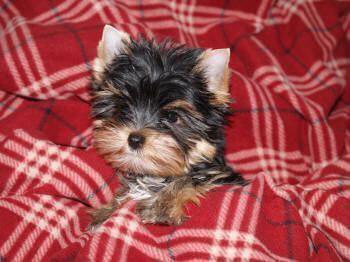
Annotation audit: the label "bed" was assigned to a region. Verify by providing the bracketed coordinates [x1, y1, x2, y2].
[0, 0, 349, 260]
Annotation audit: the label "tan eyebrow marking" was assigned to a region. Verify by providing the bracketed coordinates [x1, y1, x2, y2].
[164, 100, 194, 111]
[163, 100, 202, 118]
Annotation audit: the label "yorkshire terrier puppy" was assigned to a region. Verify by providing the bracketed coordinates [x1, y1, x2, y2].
[89, 25, 245, 226]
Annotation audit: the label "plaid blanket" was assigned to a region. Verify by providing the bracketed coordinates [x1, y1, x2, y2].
[0, 0, 349, 261]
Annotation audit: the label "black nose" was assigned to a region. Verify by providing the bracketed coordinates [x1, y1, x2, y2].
[128, 133, 145, 150]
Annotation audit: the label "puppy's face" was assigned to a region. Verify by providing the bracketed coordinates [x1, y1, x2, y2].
[91, 25, 232, 177]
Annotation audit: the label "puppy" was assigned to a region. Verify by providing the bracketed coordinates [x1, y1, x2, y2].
[89, 25, 245, 226]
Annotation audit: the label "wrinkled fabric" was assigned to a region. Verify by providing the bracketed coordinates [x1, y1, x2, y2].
[0, 0, 349, 261]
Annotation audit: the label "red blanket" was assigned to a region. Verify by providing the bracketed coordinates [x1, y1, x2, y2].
[0, 0, 349, 260]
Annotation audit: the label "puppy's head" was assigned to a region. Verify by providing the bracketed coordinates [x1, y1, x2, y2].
[91, 25, 232, 177]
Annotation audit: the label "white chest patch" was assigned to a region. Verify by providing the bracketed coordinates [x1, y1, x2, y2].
[120, 176, 169, 202]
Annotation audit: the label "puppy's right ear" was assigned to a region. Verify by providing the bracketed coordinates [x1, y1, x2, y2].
[93, 25, 131, 79]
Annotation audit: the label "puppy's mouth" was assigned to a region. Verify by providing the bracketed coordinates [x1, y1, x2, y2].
[93, 125, 186, 177]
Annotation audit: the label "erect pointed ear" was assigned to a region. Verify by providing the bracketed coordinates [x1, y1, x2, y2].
[93, 25, 131, 79]
[199, 48, 231, 102]
[98, 25, 130, 64]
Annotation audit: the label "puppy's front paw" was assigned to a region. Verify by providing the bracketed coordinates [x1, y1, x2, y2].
[88, 205, 114, 228]
[137, 202, 188, 226]
[87, 198, 120, 229]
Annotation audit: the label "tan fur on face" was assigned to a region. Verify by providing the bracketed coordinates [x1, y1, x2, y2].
[164, 99, 202, 119]
[186, 139, 216, 168]
[140, 129, 185, 176]
[93, 123, 185, 176]
[93, 123, 130, 169]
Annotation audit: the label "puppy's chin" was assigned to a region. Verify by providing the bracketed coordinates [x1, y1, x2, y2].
[107, 151, 186, 177]
[115, 156, 181, 177]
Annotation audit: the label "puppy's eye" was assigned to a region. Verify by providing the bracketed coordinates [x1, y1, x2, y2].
[165, 111, 178, 123]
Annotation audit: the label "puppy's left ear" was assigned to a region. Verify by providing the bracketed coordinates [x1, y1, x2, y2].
[199, 48, 231, 103]
[98, 25, 131, 64]
[93, 25, 131, 79]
